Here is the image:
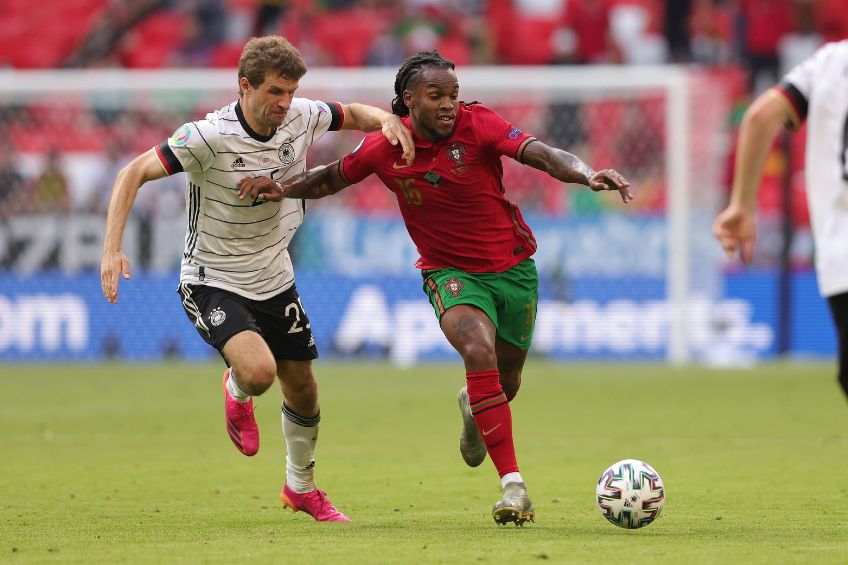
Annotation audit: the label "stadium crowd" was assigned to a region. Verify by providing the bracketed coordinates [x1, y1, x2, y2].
[2, 1, 846, 73]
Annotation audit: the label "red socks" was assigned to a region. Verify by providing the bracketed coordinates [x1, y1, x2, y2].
[466, 370, 518, 476]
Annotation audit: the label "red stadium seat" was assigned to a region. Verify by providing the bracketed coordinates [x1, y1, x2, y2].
[436, 34, 471, 67]
[0, 0, 107, 68]
[312, 9, 387, 67]
[500, 17, 561, 65]
[210, 42, 244, 68]
[120, 10, 186, 68]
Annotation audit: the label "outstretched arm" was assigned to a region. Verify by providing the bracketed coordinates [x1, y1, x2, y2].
[101, 148, 167, 303]
[340, 103, 414, 165]
[712, 89, 793, 264]
[520, 140, 633, 203]
[237, 160, 351, 204]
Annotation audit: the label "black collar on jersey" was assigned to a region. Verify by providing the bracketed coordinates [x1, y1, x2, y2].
[235, 101, 275, 142]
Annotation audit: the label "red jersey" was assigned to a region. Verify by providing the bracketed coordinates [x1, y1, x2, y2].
[340, 103, 538, 273]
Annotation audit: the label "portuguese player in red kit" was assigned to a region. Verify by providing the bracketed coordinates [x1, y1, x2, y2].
[238, 51, 633, 526]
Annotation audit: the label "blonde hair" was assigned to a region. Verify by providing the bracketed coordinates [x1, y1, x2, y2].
[238, 36, 307, 90]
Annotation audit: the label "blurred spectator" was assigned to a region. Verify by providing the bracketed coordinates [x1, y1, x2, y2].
[395, 7, 447, 55]
[608, 0, 667, 64]
[664, 0, 692, 62]
[168, 0, 227, 67]
[366, 30, 407, 66]
[367, 4, 474, 66]
[689, 0, 735, 66]
[169, 12, 215, 67]
[87, 143, 128, 215]
[814, 0, 848, 43]
[778, 1, 822, 75]
[192, 0, 227, 43]
[558, 0, 613, 64]
[738, 0, 795, 93]
[253, 0, 289, 37]
[0, 140, 26, 219]
[323, 0, 359, 8]
[28, 148, 70, 215]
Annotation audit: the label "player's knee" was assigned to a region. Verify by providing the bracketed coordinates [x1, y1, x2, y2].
[234, 359, 277, 395]
[285, 376, 317, 400]
[459, 340, 497, 369]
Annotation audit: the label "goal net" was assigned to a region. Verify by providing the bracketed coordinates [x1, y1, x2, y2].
[0, 67, 756, 364]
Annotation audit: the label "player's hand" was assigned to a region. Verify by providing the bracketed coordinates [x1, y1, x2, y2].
[379, 114, 415, 165]
[101, 248, 131, 304]
[237, 176, 284, 204]
[713, 205, 757, 265]
[588, 168, 633, 203]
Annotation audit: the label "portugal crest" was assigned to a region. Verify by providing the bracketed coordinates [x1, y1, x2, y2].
[445, 142, 468, 175]
[444, 277, 464, 297]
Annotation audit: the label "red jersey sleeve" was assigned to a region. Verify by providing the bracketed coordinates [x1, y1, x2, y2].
[471, 104, 535, 159]
[339, 132, 387, 184]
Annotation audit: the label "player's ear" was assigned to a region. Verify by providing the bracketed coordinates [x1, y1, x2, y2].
[403, 90, 413, 109]
[238, 76, 250, 96]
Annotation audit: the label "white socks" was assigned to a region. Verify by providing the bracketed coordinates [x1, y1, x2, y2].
[501, 472, 524, 489]
[225, 368, 250, 402]
[282, 403, 320, 494]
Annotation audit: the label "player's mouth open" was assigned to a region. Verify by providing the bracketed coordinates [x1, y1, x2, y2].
[438, 115, 455, 123]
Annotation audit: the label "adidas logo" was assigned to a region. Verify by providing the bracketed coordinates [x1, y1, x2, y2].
[231, 157, 245, 168]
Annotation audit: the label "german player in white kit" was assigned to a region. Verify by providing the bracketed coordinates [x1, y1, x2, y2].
[714, 40, 848, 399]
[100, 36, 414, 522]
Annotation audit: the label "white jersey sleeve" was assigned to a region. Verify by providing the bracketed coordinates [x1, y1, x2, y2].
[778, 41, 846, 126]
[776, 40, 848, 297]
[290, 98, 340, 146]
[160, 117, 219, 174]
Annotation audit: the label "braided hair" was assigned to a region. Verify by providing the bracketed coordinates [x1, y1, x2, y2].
[391, 50, 456, 117]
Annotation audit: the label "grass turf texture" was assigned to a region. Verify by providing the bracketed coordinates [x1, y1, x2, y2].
[2, 361, 847, 564]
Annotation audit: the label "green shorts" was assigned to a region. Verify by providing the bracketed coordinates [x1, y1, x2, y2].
[421, 258, 539, 350]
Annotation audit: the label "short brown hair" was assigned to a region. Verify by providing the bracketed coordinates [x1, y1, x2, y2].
[238, 36, 307, 90]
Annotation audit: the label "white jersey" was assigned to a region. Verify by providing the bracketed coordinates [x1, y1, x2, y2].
[155, 98, 342, 300]
[778, 40, 848, 297]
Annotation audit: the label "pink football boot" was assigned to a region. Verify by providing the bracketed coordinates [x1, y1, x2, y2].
[280, 484, 350, 522]
[222, 368, 259, 456]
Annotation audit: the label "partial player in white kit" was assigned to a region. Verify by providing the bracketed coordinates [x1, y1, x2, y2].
[713, 40, 848, 399]
[100, 36, 414, 522]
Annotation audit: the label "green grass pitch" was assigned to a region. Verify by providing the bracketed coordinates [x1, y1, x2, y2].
[2, 360, 848, 563]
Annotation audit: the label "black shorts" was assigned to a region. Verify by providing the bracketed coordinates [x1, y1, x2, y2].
[178, 283, 318, 361]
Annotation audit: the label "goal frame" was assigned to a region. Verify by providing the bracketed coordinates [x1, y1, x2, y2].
[0, 66, 696, 363]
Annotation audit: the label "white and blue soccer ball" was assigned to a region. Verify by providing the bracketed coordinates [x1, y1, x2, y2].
[596, 459, 665, 529]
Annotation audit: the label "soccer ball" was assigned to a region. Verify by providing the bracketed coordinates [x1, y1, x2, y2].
[596, 459, 665, 529]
